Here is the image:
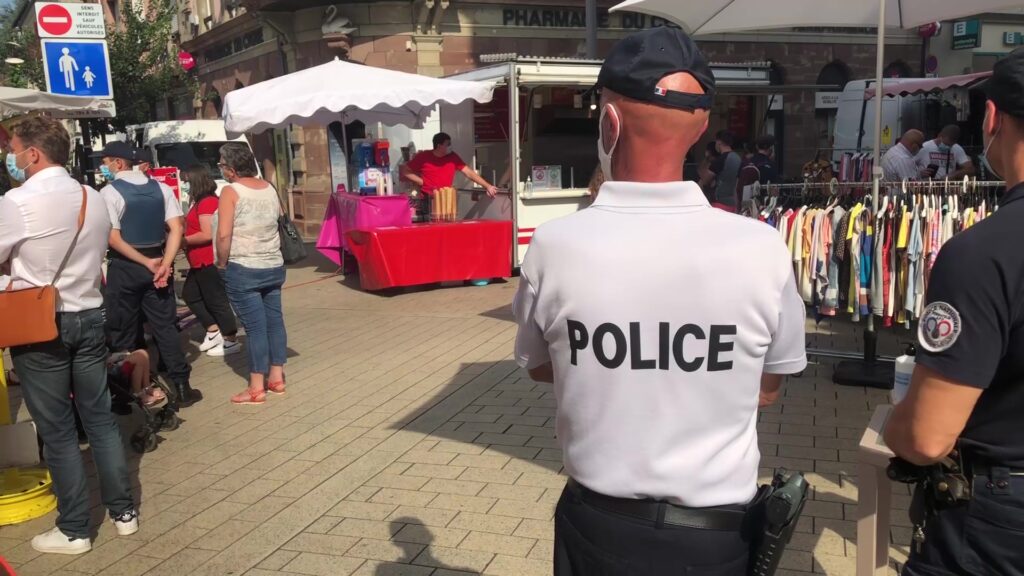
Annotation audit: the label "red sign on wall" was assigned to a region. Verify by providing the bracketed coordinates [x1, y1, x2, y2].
[178, 51, 196, 71]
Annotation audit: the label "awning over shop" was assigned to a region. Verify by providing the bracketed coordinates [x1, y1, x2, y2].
[0, 87, 114, 120]
[221, 58, 497, 137]
[865, 71, 992, 99]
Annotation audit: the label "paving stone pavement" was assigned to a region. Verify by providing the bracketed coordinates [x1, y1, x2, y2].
[1, 254, 918, 576]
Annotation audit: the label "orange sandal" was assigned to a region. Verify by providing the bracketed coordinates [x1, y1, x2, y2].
[267, 380, 286, 395]
[231, 389, 266, 405]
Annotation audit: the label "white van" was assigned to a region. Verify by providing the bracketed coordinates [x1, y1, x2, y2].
[831, 79, 927, 166]
[127, 120, 260, 203]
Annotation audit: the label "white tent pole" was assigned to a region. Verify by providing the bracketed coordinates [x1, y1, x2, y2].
[867, 0, 887, 338]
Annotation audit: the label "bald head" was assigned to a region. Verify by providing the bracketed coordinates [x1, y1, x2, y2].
[600, 72, 710, 183]
[900, 129, 925, 155]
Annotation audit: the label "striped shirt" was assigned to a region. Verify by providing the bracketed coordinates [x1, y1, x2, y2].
[881, 143, 921, 182]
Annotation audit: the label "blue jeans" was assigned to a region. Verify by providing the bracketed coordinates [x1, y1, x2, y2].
[223, 263, 287, 376]
[11, 308, 134, 539]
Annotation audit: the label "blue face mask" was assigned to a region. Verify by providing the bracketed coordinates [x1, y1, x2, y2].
[5, 150, 27, 183]
[937, 143, 951, 153]
[99, 165, 115, 181]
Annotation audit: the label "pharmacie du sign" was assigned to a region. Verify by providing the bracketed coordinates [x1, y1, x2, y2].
[35, 2, 106, 39]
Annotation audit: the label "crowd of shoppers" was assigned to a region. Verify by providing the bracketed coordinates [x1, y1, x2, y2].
[0, 117, 291, 555]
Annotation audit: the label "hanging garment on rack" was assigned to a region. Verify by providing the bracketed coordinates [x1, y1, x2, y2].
[800, 209, 816, 303]
[871, 209, 885, 318]
[821, 206, 846, 316]
[859, 209, 873, 319]
[754, 181, 1005, 332]
[882, 209, 896, 327]
[813, 208, 834, 313]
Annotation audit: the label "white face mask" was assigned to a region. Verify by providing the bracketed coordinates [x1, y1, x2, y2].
[597, 104, 620, 182]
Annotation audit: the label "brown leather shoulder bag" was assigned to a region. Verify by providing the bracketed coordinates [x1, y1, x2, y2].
[0, 187, 88, 348]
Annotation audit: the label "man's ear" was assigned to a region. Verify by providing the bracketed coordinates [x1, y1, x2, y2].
[600, 104, 621, 153]
[984, 100, 1000, 136]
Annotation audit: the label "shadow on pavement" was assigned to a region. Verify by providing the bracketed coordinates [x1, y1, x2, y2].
[375, 517, 479, 575]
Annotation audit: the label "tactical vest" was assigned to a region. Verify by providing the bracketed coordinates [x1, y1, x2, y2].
[112, 178, 165, 248]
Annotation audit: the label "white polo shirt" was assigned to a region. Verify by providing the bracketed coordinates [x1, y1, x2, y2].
[514, 180, 807, 507]
[0, 167, 111, 312]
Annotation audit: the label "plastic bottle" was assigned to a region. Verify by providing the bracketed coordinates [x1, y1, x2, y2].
[893, 344, 916, 404]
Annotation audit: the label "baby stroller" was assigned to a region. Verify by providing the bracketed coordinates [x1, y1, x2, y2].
[107, 352, 180, 453]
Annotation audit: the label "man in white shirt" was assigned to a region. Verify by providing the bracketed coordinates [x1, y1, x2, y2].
[95, 141, 195, 407]
[0, 117, 137, 554]
[882, 129, 933, 182]
[916, 124, 975, 180]
[514, 27, 807, 573]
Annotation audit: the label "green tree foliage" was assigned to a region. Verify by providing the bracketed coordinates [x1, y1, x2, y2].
[0, 0, 195, 132]
[105, 0, 193, 131]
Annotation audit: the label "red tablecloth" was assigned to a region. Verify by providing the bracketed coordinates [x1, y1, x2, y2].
[346, 220, 513, 291]
[316, 193, 412, 265]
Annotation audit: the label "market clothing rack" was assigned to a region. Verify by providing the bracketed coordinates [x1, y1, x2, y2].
[756, 178, 1006, 387]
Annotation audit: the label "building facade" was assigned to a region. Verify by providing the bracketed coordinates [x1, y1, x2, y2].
[175, 0, 927, 238]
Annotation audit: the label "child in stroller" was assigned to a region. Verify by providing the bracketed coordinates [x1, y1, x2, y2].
[107, 349, 180, 453]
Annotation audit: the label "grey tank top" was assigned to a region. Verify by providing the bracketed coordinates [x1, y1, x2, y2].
[227, 182, 283, 269]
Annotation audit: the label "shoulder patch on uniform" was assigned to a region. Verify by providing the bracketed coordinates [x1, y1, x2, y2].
[919, 302, 962, 353]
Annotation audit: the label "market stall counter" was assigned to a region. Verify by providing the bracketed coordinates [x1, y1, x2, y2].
[317, 192, 413, 266]
[346, 220, 513, 291]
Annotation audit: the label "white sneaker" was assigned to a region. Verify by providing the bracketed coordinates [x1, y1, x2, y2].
[199, 331, 223, 352]
[31, 527, 91, 555]
[111, 509, 139, 536]
[207, 339, 242, 357]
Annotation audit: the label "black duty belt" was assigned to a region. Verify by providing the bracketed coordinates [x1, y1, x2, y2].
[109, 245, 165, 260]
[566, 478, 747, 532]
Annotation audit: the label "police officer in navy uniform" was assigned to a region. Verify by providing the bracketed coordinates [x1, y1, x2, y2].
[885, 48, 1024, 576]
[513, 27, 807, 574]
[96, 141, 196, 407]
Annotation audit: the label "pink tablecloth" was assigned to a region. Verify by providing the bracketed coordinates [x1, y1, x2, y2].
[316, 193, 412, 265]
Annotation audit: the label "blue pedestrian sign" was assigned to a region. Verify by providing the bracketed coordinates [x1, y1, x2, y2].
[41, 38, 113, 99]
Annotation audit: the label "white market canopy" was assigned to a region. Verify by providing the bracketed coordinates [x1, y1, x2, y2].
[222, 58, 496, 137]
[0, 87, 113, 120]
[610, 0, 1024, 35]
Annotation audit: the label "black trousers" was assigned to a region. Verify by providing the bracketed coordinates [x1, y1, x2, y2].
[182, 265, 237, 336]
[903, 473, 1024, 576]
[105, 258, 191, 386]
[554, 484, 751, 576]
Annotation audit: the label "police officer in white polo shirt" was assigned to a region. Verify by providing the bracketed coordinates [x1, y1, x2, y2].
[513, 27, 808, 573]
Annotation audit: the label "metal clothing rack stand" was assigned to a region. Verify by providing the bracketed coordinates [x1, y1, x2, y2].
[757, 177, 1006, 388]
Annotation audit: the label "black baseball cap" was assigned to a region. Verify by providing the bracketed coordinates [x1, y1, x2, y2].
[90, 140, 135, 161]
[596, 26, 715, 111]
[983, 47, 1024, 119]
[134, 147, 153, 165]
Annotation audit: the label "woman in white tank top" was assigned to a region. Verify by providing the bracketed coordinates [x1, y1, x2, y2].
[215, 143, 288, 405]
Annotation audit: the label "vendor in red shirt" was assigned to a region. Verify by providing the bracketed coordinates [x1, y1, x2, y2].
[401, 132, 499, 198]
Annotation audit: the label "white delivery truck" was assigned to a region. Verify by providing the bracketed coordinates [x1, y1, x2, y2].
[831, 79, 926, 166]
[126, 120, 260, 204]
[831, 72, 988, 167]
[441, 56, 771, 268]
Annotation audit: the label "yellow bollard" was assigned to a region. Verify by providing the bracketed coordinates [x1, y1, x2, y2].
[0, 354, 57, 525]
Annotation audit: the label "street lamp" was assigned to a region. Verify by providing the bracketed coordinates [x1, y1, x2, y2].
[5, 41, 24, 65]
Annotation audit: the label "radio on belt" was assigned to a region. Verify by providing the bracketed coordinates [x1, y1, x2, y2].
[749, 469, 810, 576]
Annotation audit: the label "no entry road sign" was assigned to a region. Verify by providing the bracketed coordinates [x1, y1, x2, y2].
[35, 2, 106, 39]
